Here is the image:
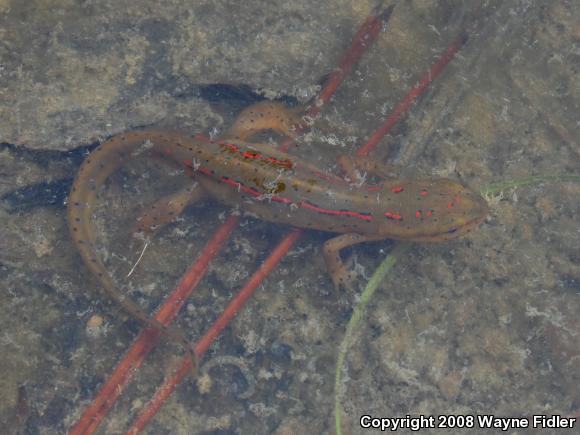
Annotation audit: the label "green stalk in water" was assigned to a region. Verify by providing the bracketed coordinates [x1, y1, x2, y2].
[333, 241, 411, 435]
[334, 174, 580, 435]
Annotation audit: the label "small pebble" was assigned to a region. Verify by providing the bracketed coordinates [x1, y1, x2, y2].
[86, 314, 105, 337]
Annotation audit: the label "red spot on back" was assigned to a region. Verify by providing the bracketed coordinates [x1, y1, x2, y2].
[384, 212, 403, 221]
[391, 186, 404, 193]
[243, 151, 262, 159]
[223, 143, 239, 153]
[265, 156, 293, 169]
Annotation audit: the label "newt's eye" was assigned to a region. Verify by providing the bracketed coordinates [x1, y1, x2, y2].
[446, 227, 458, 234]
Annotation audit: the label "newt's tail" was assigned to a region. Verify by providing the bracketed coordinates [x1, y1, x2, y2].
[67, 131, 199, 374]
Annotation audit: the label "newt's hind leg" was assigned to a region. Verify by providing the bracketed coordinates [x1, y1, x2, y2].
[226, 101, 303, 141]
[133, 183, 207, 236]
[323, 232, 385, 291]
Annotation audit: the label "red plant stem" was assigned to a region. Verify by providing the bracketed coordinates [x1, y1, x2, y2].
[284, 4, 392, 147]
[128, 229, 303, 433]
[70, 215, 239, 435]
[356, 31, 468, 157]
[128, 23, 468, 435]
[125, 7, 399, 433]
[306, 5, 393, 120]
[70, 5, 407, 434]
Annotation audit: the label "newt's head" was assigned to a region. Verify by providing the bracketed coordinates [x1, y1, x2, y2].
[378, 178, 488, 241]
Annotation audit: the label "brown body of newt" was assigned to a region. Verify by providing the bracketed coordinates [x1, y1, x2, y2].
[67, 101, 488, 366]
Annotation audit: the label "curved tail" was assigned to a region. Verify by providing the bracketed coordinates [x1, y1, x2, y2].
[67, 131, 198, 373]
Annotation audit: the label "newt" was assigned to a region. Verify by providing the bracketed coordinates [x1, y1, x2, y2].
[67, 101, 488, 365]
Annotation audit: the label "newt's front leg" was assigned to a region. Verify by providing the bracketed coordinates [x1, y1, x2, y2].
[323, 233, 385, 291]
[226, 101, 303, 140]
[324, 156, 403, 290]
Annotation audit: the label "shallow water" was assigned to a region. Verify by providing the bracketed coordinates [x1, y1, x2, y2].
[0, 1, 578, 434]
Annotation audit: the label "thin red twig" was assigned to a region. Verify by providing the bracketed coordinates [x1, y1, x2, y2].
[128, 229, 303, 433]
[356, 31, 468, 157]
[306, 5, 394, 120]
[127, 27, 467, 435]
[126, 6, 393, 432]
[69, 4, 463, 433]
[70, 216, 239, 434]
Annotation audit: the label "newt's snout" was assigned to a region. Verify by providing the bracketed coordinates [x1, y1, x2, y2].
[415, 179, 488, 241]
[378, 178, 488, 241]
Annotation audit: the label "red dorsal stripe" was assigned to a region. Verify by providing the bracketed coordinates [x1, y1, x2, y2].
[301, 201, 373, 221]
[384, 211, 403, 221]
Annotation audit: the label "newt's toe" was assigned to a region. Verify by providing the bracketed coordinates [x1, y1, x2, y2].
[331, 267, 358, 292]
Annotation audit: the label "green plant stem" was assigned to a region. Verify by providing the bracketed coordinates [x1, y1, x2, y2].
[334, 241, 412, 435]
[481, 174, 580, 195]
[334, 173, 580, 435]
